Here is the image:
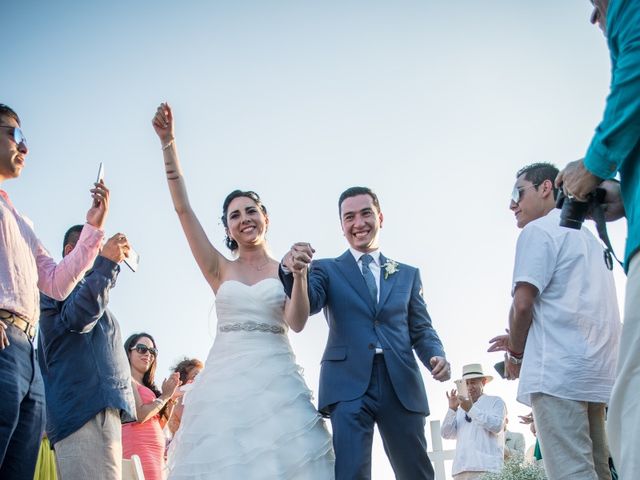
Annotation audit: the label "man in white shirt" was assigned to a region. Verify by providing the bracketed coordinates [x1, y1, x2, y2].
[442, 363, 507, 480]
[490, 163, 621, 480]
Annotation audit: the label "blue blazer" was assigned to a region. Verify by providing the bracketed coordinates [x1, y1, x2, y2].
[281, 251, 445, 416]
[38, 256, 136, 445]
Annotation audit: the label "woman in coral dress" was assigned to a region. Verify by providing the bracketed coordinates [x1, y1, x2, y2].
[122, 333, 182, 480]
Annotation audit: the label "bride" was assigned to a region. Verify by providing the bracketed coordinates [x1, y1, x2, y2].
[152, 103, 334, 479]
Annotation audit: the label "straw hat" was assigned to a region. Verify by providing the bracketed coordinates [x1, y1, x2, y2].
[457, 363, 493, 383]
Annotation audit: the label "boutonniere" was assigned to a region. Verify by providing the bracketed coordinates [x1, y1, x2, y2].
[382, 259, 399, 279]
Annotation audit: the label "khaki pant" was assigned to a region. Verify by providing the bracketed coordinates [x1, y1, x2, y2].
[453, 472, 487, 480]
[607, 253, 640, 480]
[54, 408, 122, 480]
[532, 393, 611, 480]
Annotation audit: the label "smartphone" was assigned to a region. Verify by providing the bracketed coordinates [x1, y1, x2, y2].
[96, 162, 105, 183]
[494, 361, 506, 379]
[124, 247, 140, 272]
[454, 379, 469, 399]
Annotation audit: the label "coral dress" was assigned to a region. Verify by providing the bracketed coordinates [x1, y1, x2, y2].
[123, 384, 167, 480]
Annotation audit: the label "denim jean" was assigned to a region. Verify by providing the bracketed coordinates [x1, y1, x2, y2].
[0, 323, 45, 480]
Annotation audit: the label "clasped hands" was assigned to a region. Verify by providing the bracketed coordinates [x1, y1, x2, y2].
[282, 242, 315, 275]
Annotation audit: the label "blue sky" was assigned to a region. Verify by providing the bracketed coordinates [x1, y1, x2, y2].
[4, 1, 626, 477]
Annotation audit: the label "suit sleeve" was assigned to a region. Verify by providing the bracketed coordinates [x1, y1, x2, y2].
[42, 256, 119, 333]
[408, 268, 446, 369]
[279, 261, 329, 315]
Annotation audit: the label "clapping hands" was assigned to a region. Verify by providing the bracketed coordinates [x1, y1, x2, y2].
[446, 389, 460, 410]
[161, 371, 183, 401]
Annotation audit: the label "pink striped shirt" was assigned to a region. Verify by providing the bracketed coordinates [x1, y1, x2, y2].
[0, 189, 104, 324]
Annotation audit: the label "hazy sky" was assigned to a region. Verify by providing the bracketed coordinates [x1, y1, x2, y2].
[4, 1, 627, 478]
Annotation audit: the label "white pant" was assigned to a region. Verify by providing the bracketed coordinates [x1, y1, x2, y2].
[531, 393, 610, 480]
[607, 253, 640, 480]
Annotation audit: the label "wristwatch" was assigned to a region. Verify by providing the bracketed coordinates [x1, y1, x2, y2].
[507, 353, 523, 365]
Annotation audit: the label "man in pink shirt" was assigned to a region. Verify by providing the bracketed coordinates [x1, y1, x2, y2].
[0, 103, 109, 479]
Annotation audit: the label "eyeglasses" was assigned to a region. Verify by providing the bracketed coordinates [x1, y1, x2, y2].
[131, 344, 158, 357]
[510, 183, 540, 204]
[0, 126, 27, 148]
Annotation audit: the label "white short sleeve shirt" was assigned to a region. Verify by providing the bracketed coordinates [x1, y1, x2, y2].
[513, 209, 621, 406]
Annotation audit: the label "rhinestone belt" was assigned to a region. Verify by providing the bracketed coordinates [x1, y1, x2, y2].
[218, 321, 285, 334]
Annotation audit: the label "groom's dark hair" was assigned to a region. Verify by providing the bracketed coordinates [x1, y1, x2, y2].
[338, 186, 381, 216]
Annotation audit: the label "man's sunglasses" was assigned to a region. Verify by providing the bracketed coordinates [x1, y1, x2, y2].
[131, 344, 158, 356]
[0, 126, 27, 147]
[510, 183, 540, 204]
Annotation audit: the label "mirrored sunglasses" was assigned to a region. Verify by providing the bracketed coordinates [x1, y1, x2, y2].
[131, 344, 158, 356]
[0, 126, 27, 147]
[510, 183, 540, 204]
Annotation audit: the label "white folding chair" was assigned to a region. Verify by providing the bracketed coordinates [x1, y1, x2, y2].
[122, 454, 145, 480]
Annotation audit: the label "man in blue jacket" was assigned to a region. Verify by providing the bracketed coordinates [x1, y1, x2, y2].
[38, 225, 136, 479]
[555, 2, 640, 478]
[280, 186, 450, 480]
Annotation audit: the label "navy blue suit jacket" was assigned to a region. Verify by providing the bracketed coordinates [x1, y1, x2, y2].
[281, 251, 445, 416]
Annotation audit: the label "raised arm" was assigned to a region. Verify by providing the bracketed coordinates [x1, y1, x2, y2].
[283, 249, 313, 332]
[35, 181, 108, 300]
[152, 103, 228, 291]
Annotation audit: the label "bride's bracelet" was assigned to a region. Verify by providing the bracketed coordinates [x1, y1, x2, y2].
[161, 138, 175, 151]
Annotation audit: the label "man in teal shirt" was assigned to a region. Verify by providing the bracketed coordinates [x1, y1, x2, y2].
[556, 1, 640, 478]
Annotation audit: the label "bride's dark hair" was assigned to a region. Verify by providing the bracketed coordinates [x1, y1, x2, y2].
[221, 190, 268, 251]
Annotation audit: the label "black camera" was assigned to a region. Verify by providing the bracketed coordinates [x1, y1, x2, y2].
[556, 187, 606, 229]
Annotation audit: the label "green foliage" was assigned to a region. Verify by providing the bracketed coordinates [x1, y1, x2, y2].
[480, 456, 546, 480]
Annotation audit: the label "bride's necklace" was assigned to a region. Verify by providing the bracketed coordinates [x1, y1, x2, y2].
[239, 257, 271, 271]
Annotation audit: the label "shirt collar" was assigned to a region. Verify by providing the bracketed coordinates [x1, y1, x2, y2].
[0, 190, 12, 208]
[349, 247, 381, 266]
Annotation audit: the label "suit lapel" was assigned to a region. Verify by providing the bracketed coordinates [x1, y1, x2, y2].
[377, 253, 398, 311]
[335, 251, 376, 315]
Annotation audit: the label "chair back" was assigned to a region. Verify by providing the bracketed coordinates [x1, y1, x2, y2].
[122, 454, 145, 480]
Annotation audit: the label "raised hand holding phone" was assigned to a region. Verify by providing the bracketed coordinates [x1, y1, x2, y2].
[454, 379, 469, 400]
[86, 163, 109, 229]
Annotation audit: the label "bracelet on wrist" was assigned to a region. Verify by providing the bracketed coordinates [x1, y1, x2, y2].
[507, 348, 524, 359]
[161, 138, 175, 151]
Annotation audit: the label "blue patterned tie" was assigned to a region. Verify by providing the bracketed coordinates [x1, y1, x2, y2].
[360, 254, 378, 303]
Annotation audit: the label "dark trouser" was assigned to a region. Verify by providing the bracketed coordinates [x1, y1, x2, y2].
[0, 324, 45, 480]
[329, 355, 434, 480]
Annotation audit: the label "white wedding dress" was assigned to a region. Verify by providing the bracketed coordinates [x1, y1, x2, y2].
[167, 278, 335, 480]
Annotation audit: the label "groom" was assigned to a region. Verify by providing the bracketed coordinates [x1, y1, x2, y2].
[280, 186, 451, 479]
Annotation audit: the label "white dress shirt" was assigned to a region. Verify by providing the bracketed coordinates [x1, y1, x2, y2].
[0, 190, 103, 324]
[513, 209, 621, 406]
[441, 394, 507, 476]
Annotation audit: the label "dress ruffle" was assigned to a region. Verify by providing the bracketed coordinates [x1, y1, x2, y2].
[167, 279, 334, 479]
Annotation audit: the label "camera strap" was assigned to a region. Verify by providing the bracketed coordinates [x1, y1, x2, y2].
[592, 203, 623, 271]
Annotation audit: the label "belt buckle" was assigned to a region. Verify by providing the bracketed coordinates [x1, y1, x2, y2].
[0, 311, 35, 340]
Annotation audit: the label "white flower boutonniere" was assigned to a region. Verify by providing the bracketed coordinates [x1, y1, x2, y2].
[382, 259, 399, 279]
